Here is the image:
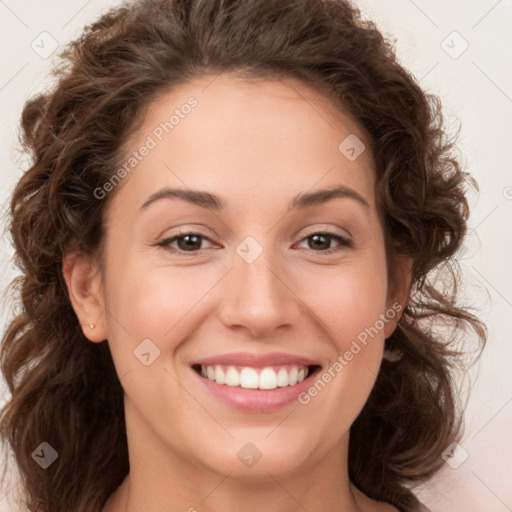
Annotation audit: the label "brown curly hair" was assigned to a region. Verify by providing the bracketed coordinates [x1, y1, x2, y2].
[0, 0, 486, 511]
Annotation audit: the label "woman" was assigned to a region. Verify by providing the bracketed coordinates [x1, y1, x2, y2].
[0, 0, 486, 511]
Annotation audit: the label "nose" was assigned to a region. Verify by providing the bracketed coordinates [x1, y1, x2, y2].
[218, 247, 301, 338]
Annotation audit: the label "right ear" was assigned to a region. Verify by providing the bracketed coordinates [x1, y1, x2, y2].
[62, 252, 108, 343]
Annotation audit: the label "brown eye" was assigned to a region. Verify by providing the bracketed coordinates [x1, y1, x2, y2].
[175, 234, 204, 251]
[308, 234, 332, 250]
[158, 232, 214, 253]
[297, 232, 352, 253]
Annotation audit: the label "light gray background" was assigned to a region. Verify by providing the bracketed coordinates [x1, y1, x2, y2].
[0, 1, 511, 511]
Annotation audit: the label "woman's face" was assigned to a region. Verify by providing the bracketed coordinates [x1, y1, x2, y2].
[85, 74, 404, 480]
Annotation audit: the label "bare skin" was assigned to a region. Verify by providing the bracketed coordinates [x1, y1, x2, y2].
[64, 74, 407, 512]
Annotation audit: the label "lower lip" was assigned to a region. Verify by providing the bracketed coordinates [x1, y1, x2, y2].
[192, 367, 319, 412]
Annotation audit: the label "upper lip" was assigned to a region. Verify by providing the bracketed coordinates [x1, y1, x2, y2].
[191, 352, 321, 368]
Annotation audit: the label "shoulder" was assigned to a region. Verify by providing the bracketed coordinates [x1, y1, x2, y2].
[361, 495, 431, 512]
[352, 489, 401, 512]
[379, 501, 431, 512]
[363, 500, 400, 512]
[394, 499, 432, 512]
[351, 484, 429, 512]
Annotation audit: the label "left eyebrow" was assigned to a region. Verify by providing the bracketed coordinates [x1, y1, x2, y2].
[290, 185, 370, 210]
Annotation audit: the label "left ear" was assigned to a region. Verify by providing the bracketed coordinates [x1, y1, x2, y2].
[383, 254, 413, 338]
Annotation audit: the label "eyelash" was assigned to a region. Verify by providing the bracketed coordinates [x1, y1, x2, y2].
[156, 230, 353, 255]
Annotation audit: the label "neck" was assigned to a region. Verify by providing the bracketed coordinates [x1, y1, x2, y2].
[103, 401, 367, 512]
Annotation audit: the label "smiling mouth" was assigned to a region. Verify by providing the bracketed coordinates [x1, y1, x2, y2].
[192, 364, 322, 390]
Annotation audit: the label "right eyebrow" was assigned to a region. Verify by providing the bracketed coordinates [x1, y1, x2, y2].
[140, 188, 224, 211]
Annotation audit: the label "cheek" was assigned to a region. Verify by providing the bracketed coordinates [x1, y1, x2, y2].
[123, 271, 206, 336]
[102, 260, 224, 365]
[303, 261, 389, 347]
[289, 264, 389, 446]
[296, 261, 389, 416]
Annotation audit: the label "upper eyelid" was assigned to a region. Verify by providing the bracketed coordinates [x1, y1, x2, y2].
[161, 222, 352, 240]
[160, 229, 351, 251]
[162, 228, 351, 241]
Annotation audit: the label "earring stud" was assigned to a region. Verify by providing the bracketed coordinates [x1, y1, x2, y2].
[89, 323, 95, 329]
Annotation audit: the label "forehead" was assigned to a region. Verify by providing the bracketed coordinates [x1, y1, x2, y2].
[110, 73, 376, 215]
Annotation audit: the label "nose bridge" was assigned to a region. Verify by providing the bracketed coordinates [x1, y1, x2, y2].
[219, 238, 299, 337]
[239, 248, 281, 298]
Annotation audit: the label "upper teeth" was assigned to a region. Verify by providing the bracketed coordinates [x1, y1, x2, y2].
[200, 364, 309, 390]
